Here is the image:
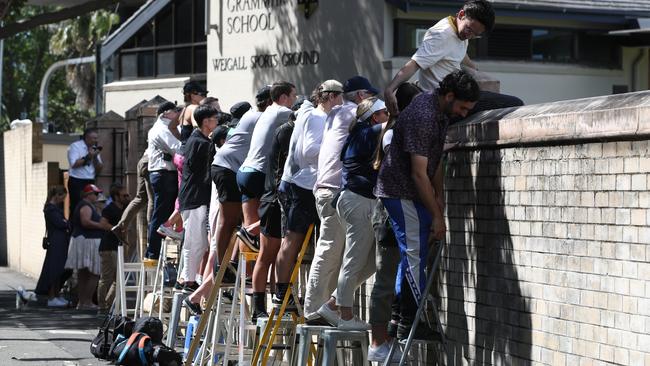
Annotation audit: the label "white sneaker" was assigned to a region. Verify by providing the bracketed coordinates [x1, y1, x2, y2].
[316, 303, 340, 326]
[157, 225, 183, 240]
[337, 315, 370, 331]
[368, 341, 403, 363]
[47, 297, 68, 307]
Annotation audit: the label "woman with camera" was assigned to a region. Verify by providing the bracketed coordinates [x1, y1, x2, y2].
[35, 186, 72, 307]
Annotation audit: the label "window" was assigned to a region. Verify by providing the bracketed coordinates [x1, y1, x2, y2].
[117, 0, 207, 80]
[394, 19, 622, 69]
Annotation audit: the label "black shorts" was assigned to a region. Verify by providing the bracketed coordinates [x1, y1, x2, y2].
[286, 183, 318, 235]
[211, 165, 241, 203]
[259, 191, 282, 239]
[236, 169, 266, 202]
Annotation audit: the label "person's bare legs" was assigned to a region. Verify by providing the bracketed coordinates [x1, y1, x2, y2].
[241, 199, 260, 236]
[187, 201, 240, 303]
[253, 234, 281, 291]
[275, 231, 305, 283]
[77, 269, 99, 307]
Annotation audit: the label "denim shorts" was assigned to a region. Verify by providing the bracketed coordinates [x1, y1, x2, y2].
[236, 169, 266, 202]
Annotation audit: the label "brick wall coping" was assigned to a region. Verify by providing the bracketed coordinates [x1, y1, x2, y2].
[447, 90, 650, 149]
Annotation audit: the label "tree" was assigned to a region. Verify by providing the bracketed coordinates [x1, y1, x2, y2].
[1, 3, 118, 132]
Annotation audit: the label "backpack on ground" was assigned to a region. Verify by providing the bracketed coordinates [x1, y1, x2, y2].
[152, 343, 182, 366]
[90, 313, 134, 360]
[132, 316, 164, 344]
[113, 332, 153, 366]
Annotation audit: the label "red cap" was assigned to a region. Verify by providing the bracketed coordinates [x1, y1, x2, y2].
[82, 184, 103, 194]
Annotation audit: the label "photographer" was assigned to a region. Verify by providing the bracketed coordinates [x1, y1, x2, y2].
[67, 128, 104, 216]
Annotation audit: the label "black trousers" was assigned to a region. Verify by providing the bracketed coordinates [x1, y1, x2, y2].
[68, 176, 94, 215]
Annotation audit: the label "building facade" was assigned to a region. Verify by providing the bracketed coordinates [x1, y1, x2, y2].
[100, 0, 649, 114]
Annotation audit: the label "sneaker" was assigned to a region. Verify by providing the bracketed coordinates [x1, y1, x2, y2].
[316, 303, 340, 326]
[368, 341, 403, 363]
[337, 315, 370, 331]
[252, 309, 269, 323]
[387, 321, 398, 338]
[157, 224, 183, 241]
[396, 322, 441, 342]
[237, 227, 260, 252]
[173, 281, 184, 291]
[111, 224, 129, 244]
[272, 294, 297, 312]
[182, 282, 199, 293]
[222, 290, 233, 303]
[47, 297, 68, 308]
[183, 297, 202, 315]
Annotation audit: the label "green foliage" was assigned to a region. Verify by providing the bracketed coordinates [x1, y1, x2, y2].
[1, 5, 57, 130]
[1, 4, 118, 133]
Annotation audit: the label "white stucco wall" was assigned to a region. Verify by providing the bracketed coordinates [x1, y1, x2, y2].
[206, 0, 388, 109]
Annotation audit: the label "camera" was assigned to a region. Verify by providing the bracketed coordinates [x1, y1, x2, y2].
[92, 145, 103, 152]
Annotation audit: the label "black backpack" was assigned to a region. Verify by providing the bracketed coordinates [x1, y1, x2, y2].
[152, 344, 182, 366]
[113, 332, 153, 366]
[132, 316, 164, 344]
[90, 314, 134, 360]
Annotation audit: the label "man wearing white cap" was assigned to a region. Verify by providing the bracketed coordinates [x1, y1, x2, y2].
[273, 79, 344, 309]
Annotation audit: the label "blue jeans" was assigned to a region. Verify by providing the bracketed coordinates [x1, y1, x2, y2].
[146, 170, 178, 259]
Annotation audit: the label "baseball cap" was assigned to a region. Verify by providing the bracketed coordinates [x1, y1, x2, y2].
[156, 101, 178, 115]
[183, 81, 208, 96]
[255, 85, 272, 102]
[82, 184, 103, 194]
[320, 79, 344, 93]
[211, 125, 230, 145]
[230, 101, 252, 119]
[343, 76, 380, 95]
[292, 95, 307, 111]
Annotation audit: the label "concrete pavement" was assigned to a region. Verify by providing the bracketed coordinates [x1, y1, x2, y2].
[0, 267, 107, 365]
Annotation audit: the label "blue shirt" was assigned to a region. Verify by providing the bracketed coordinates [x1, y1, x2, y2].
[341, 121, 383, 199]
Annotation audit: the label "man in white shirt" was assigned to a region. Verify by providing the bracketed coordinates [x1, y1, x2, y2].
[67, 128, 104, 215]
[384, 0, 522, 116]
[273, 79, 344, 309]
[144, 101, 182, 264]
[304, 76, 378, 323]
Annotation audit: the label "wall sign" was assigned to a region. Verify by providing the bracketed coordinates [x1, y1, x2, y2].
[212, 50, 320, 72]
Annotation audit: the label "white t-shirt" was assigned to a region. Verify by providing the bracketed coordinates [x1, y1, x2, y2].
[289, 108, 328, 190]
[315, 101, 357, 191]
[68, 139, 103, 179]
[411, 16, 468, 91]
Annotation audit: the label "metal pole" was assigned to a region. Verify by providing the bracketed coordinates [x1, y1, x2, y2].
[39, 55, 94, 131]
[0, 22, 4, 124]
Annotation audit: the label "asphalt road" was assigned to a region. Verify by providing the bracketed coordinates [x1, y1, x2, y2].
[0, 267, 108, 365]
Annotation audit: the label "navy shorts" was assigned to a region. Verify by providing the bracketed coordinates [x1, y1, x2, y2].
[286, 183, 318, 235]
[236, 169, 266, 202]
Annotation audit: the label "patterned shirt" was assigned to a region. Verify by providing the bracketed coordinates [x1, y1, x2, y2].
[374, 91, 449, 200]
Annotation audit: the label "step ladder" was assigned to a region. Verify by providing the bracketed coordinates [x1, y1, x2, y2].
[148, 237, 181, 320]
[383, 239, 448, 366]
[252, 224, 314, 366]
[115, 243, 157, 319]
[182, 232, 239, 366]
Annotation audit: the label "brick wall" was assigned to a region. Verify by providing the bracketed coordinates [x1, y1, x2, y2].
[3, 124, 60, 277]
[441, 92, 650, 366]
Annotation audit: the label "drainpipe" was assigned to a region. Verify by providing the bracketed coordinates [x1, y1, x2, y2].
[630, 49, 644, 92]
[39, 55, 94, 132]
